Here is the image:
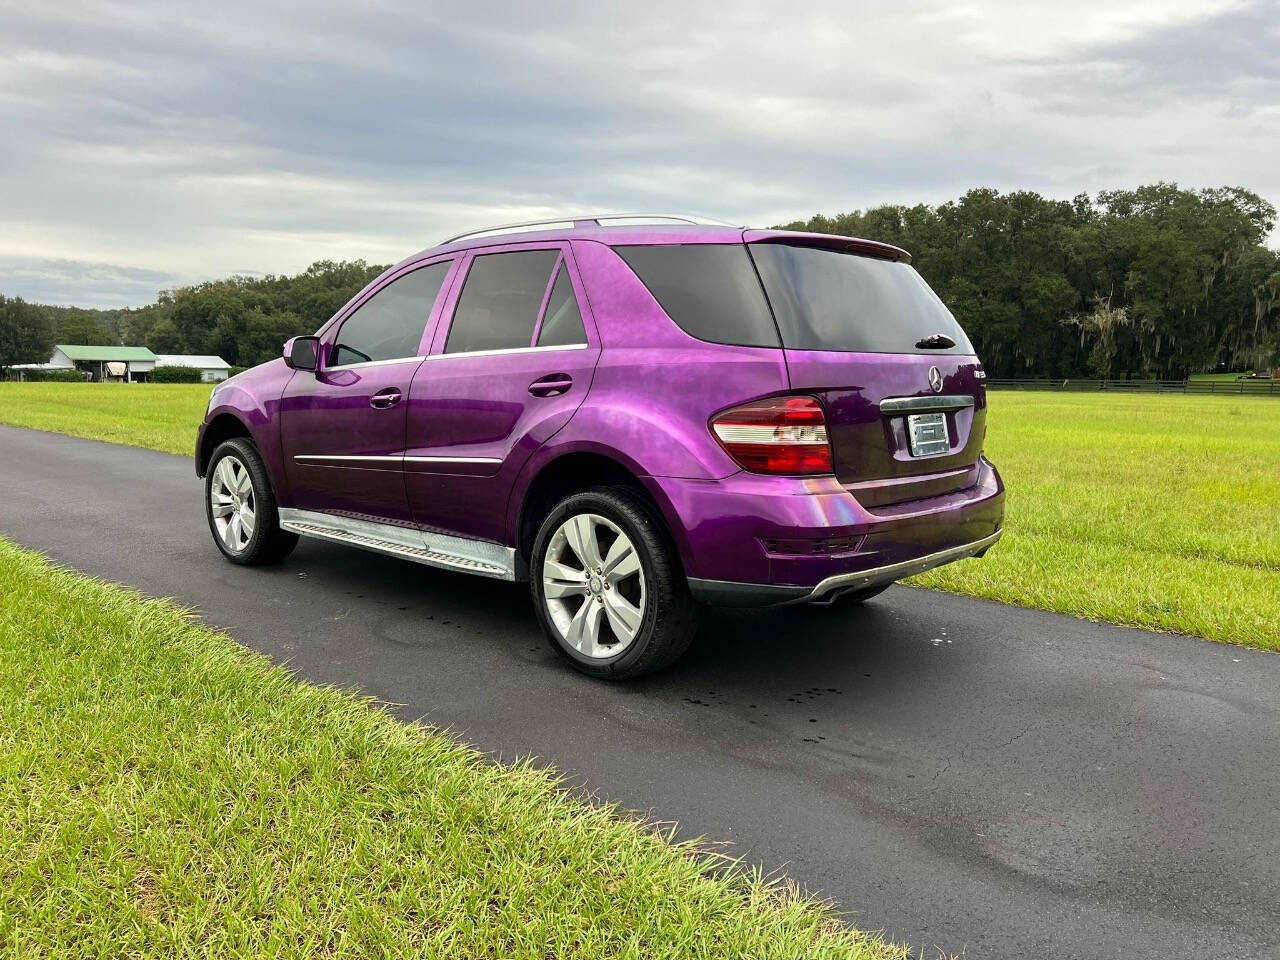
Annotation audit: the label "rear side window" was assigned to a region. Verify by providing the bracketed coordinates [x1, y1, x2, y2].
[332, 260, 451, 366]
[535, 266, 587, 347]
[750, 244, 974, 354]
[446, 250, 559, 354]
[614, 245, 780, 348]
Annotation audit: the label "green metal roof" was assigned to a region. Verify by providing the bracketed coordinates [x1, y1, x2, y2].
[56, 344, 157, 362]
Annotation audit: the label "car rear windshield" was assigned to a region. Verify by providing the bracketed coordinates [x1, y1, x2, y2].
[750, 243, 973, 354]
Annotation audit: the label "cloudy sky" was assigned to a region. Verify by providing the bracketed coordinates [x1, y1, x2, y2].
[1, 0, 1276, 307]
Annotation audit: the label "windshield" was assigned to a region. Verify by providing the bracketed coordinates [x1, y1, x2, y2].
[749, 244, 973, 354]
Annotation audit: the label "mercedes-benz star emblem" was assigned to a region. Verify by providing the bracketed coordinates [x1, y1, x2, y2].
[928, 366, 943, 393]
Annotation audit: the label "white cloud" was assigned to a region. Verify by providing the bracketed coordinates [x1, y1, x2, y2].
[0, 0, 1274, 306]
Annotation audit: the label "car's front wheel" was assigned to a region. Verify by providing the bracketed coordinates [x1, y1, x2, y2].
[205, 438, 298, 565]
[530, 487, 699, 679]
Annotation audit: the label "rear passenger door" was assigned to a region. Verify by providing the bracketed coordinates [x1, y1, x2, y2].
[404, 243, 599, 543]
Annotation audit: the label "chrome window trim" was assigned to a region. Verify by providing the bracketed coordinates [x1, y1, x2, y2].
[425, 343, 589, 361]
[879, 394, 975, 415]
[323, 355, 427, 372]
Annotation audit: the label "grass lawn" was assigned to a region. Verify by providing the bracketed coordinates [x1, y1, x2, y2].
[0, 538, 902, 958]
[1187, 372, 1256, 381]
[0, 382, 210, 455]
[910, 392, 1280, 651]
[0, 382, 1277, 651]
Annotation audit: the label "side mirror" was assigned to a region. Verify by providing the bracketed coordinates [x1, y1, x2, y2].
[283, 336, 320, 371]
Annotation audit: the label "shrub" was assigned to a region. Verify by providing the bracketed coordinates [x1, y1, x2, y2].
[7, 368, 84, 382]
[152, 365, 204, 383]
[227, 365, 249, 377]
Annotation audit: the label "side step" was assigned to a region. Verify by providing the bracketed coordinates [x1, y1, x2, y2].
[277, 508, 516, 581]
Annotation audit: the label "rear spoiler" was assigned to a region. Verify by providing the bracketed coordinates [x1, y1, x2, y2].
[742, 229, 910, 264]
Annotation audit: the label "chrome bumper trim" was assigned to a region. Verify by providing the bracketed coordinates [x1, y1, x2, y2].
[795, 528, 1002, 604]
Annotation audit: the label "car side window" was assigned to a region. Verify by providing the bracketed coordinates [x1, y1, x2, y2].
[331, 261, 451, 367]
[535, 265, 587, 347]
[445, 250, 559, 354]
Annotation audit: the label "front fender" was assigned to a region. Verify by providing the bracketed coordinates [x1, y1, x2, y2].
[197, 361, 294, 504]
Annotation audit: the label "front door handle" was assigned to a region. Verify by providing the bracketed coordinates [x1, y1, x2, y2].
[529, 374, 573, 397]
[370, 387, 402, 409]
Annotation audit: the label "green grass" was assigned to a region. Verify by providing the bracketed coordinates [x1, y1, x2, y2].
[1, 383, 1277, 651]
[1188, 372, 1255, 381]
[0, 538, 903, 959]
[910, 392, 1280, 651]
[0, 382, 211, 455]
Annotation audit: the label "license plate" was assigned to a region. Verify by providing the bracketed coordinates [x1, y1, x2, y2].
[907, 412, 949, 457]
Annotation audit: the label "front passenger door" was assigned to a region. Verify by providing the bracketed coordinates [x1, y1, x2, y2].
[280, 259, 456, 523]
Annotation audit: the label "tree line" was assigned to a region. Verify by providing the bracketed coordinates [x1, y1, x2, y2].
[780, 183, 1280, 379]
[0, 260, 387, 373]
[2, 183, 1278, 378]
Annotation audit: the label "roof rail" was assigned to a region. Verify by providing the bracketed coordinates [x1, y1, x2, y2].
[440, 213, 739, 246]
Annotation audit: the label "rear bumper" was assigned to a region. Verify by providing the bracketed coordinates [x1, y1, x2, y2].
[653, 456, 1005, 607]
[688, 529, 1002, 605]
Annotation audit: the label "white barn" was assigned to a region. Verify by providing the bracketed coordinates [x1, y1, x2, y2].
[154, 354, 232, 382]
[11, 344, 157, 382]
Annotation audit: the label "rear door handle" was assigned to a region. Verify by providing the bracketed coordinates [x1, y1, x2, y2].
[529, 374, 573, 397]
[370, 387, 402, 409]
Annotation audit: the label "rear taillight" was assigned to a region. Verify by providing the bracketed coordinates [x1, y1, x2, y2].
[710, 396, 833, 475]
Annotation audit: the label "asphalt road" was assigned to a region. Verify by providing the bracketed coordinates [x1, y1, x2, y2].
[2, 424, 1278, 959]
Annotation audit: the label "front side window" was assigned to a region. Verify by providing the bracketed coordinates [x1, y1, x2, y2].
[445, 250, 559, 354]
[332, 261, 451, 366]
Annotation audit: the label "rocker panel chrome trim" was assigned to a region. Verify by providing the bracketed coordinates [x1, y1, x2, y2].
[278, 507, 516, 580]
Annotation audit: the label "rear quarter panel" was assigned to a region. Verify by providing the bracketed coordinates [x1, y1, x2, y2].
[504, 240, 791, 556]
[559, 239, 789, 480]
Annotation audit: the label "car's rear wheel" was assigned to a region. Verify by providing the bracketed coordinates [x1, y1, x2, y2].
[530, 487, 698, 679]
[205, 438, 298, 565]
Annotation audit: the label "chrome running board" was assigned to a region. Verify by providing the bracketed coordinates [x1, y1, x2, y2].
[277, 508, 516, 581]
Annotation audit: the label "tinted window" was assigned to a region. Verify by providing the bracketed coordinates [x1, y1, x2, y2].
[535, 267, 587, 346]
[751, 244, 973, 354]
[446, 250, 558, 354]
[332, 261, 451, 366]
[615, 245, 779, 348]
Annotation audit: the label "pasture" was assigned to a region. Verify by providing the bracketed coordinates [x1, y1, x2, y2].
[0, 383, 1276, 650]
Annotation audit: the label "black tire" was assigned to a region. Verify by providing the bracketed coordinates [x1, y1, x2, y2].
[205, 438, 298, 566]
[530, 486, 699, 680]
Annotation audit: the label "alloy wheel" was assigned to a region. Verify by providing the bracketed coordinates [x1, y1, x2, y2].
[542, 512, 646, 659]
[209, 455, 256, 553]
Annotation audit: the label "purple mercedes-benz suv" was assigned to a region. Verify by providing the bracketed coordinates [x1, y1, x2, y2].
[196, 214, 1004, 678]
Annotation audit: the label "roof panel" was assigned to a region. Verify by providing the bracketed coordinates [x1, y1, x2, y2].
[153, 354, 230, 367]
[56, 344, 157, 362]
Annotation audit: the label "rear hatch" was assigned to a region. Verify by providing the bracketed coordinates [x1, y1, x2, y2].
[746, 233, 986, 508]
